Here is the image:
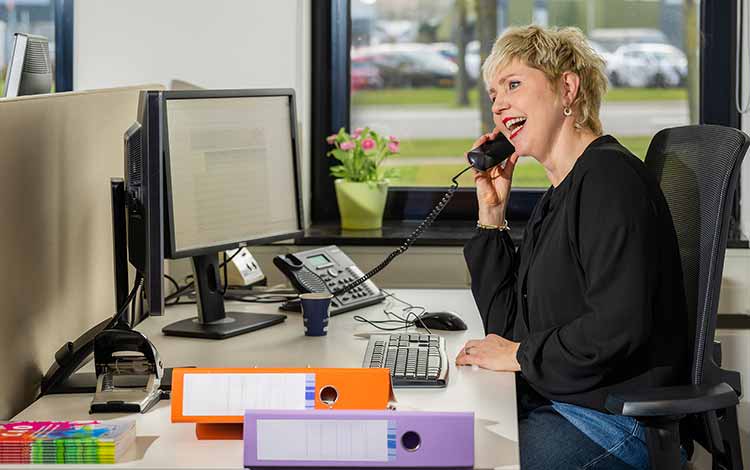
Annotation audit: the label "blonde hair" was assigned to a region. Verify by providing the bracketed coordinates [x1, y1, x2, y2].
[482, 25, 608, 135]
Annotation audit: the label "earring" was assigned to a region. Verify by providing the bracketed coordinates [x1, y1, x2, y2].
[563, 106, 572, 116]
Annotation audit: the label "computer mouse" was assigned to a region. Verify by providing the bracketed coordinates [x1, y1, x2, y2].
[416, 311, 468, 331]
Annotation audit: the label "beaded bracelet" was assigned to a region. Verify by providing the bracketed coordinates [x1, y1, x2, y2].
[476, 220, 510, 231]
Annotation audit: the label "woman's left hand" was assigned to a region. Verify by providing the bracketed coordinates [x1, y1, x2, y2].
[456, 334, 522, 372]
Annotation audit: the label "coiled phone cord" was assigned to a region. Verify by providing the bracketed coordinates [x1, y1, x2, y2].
[331, 165, 474, 297]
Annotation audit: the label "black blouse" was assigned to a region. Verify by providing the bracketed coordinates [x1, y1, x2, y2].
[464, 135, 692, 412]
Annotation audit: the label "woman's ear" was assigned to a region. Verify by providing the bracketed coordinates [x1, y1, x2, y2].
[560, 71, 581, 107]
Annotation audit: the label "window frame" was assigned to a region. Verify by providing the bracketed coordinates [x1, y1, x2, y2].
[311, 0, 744, 243]
[54, 0, 73, 92]
[700, 0, 744, 243]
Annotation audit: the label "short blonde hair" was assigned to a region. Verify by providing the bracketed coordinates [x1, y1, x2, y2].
[482, 25, 608, 135]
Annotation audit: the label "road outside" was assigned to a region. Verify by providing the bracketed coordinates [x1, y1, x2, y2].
[352, 100, 689, 140]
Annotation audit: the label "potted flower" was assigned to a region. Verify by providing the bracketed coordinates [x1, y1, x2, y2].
[326, 127, 399, 230]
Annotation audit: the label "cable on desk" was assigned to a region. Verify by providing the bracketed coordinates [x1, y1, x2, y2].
[164, 274, 180, 294]
[164, 248, 243, 305]
[130, 282, 140, 326]
[353, 290, 432, 334]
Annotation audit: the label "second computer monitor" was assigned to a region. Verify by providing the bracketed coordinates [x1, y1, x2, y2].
[2, 33, 52, 98]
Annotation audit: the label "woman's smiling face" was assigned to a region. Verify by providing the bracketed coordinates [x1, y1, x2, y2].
[488, 59, 567, 159]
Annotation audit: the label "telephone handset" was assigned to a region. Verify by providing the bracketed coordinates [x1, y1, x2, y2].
[466, 132, 515, 171]
[275, 135, 515, 311]
[273, 246, 385, 316]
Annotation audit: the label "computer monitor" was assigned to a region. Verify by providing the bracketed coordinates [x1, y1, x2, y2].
[2, 33, 52, 98]
[124, 92, 165, 322]
[124, 89, 304, 339]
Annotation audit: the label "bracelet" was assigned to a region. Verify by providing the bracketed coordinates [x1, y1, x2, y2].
[476, 220, 510, 231]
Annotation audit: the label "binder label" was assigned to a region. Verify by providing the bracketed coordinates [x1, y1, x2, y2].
[387, 420, 397, 461]
[256, 419, 390, 462]
[183, 373, 314, 416]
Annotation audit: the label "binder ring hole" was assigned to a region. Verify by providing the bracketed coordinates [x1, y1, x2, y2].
[319, 385, 338, 406]
[402, 431, 421, 452]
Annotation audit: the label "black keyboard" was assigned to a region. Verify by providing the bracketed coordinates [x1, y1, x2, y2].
[362, 334, 448, 388]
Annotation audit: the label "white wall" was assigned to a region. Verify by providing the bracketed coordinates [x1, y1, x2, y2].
[74, 0, 312, 223]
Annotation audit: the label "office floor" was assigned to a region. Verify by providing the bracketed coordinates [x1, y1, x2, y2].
[688, 402, 749, 469]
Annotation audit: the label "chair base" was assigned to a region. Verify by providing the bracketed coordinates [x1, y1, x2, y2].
[644, 417, 683, 470]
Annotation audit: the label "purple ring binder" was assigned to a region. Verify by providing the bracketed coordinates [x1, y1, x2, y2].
[243, 409, 474, 468]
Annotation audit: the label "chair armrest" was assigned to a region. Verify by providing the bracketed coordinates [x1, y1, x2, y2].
[605, 382, 738, 418]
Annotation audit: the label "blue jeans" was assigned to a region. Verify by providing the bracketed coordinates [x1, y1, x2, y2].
[551, 401, 649, 469]
[517, 379, 649, 469]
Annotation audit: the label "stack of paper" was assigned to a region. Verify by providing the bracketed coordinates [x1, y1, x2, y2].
[0, 420, 135, 464]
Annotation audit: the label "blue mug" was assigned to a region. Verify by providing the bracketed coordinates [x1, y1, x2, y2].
[300, 293, 333, 336]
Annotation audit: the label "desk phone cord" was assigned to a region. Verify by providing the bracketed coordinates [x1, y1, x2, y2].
[329, 165, 473, 297]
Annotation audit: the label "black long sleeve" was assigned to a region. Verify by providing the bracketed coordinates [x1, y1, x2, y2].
[463, 229, 519, 338]
[464, 135, 690, 411]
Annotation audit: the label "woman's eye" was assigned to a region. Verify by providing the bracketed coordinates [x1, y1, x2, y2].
[489, 95, 496, 103]
[509, 80, 520, 90]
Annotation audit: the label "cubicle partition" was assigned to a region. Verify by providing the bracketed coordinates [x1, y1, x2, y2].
[0, 85, 163, 419]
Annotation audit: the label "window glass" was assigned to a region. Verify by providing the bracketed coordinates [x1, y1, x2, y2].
[350, 0, 700, 189]
[1, 0, 56, 93]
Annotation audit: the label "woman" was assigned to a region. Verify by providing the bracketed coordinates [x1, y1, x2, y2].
[456, 26, 690, 469]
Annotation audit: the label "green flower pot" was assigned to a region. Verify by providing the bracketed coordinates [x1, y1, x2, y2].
[334, 179, 389, 230]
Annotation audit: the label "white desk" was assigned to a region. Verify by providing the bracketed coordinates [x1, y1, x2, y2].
[11, 289, 519, 469]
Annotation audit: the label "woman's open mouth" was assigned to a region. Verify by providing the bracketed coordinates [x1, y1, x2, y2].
[503, 116, 527, 140]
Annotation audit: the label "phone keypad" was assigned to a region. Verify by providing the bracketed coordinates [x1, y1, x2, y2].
[315, 267, 378, 305]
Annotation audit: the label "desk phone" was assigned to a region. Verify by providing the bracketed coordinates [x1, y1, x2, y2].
[273, 245, 385, 315]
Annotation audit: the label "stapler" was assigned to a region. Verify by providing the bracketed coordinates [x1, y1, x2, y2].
[90, 329, 163, 414]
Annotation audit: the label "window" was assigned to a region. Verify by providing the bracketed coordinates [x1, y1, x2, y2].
[0, 0, 73, 94]
[311, 0, 743, 244]
[349, 0, 700, 190]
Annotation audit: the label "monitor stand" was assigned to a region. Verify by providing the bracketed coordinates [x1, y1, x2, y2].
[162, 253, 286, 339]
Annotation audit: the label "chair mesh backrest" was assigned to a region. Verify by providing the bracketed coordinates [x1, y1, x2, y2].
[645, 125, 749, 385]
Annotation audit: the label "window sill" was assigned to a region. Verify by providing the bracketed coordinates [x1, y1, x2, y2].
[298, 221, 525, 247]
[296, 223, 747, 248]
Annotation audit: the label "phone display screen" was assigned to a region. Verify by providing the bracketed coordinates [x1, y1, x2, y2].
[307, 254, 331, 268]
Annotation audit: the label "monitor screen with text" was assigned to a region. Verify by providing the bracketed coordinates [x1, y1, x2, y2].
[165, 95, 300, 255]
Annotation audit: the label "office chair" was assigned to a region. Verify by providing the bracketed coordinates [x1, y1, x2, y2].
[605, 125, 749, 470]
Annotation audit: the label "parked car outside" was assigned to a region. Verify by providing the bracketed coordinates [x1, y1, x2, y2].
[635, 43, 688, 85]
[588, 28, 669, 53]
[587, 39, 615, 84]
[608, 43, 686, 88]
[465, 40, 480, 82]
[352, 44, 458, 88]
[351, 57, 383, 91]
[428, 42, 458, 63]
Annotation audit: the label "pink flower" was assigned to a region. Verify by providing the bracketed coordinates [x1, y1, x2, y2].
[388, 141, 400, 153]
[389, 135, 399, 143]
[340, 141, 356, 151]
[352, 127, 364, 138]
[326, 134, 337, 144]
[361, 138, 376, 150]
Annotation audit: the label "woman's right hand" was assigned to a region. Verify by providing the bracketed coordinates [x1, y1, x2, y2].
[468, 128, 520, 225]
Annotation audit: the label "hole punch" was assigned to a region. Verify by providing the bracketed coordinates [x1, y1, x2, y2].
[401, 431, 421, 452]
[318, 385, 339, 407]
